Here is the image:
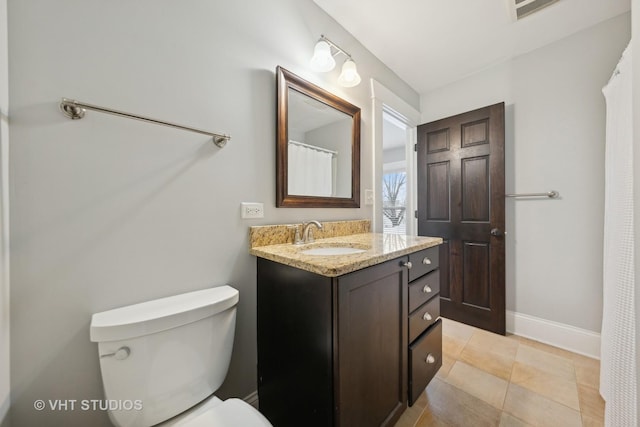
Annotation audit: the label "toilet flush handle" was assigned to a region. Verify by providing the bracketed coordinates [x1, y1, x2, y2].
[100, 346, 131, 360]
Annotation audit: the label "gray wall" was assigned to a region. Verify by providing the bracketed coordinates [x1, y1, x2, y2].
[7, 0, 418, 425]
[0, 0, 10, 425]
[305, 119, 352, 197]
[421, 13, 631, 333]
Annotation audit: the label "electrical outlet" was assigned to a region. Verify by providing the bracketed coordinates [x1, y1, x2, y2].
[365, 189, 374, 206]
[241, 202, 264, 219]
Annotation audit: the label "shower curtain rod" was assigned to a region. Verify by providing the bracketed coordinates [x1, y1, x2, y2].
[288, 139, 337, 156]
[505, 190, 559, 198]
[59, 98, 231, 147]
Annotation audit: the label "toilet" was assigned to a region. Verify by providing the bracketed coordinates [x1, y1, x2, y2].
[90, 286, 272, 427]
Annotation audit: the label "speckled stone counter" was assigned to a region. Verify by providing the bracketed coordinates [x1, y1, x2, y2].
[250, 231, 442, 277]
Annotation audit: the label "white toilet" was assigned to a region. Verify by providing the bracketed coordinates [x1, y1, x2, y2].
[90, 286, 272, 427]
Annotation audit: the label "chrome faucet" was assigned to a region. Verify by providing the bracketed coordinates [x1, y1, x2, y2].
[300, 220, 323, 244]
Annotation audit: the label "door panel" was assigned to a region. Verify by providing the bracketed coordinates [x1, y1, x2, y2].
[337, 259, 408, 427]
[427, 162, 450, 221]
[461, 156, 490, 222]
[417, 103, 505, 334]
[462, 242, 490, 309]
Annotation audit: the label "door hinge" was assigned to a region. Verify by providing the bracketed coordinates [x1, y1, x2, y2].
[414, 210, 418, 219]
[414, 144, 417, 152]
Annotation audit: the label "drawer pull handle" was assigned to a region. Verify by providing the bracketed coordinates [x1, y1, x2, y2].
[423, 257, 432, 265]
[425, 353, 436, 364]
[403, 261, 413, 269]
[422, 312, 432, 321]
[422, 285, 432, 293]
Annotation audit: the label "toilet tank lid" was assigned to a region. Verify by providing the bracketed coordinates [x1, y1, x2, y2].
[90, 285, 239, 342]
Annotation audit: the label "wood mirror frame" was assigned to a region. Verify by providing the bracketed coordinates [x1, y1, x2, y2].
[276, 66, 361, 208]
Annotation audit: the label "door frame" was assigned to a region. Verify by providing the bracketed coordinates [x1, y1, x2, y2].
[371, 80, 420, 234]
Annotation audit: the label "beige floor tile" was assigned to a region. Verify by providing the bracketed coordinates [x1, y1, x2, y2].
[573, 355, 600, 389]
[581, 413, 605, 427]
[515, 343, 576, 381]
[436, 354, 455, 380]
[395, 404, 421, 427]
[398, 326, 602, 427]
[459, 342, 515, 381]
[577, 384, 605, 421]
[441, 317, 476, 343]
[394, 411, 417, 427]
[414, 410, 452, 427]
[416, 378, 502, 427]
[395, 388, 430, 427]
[443, 361, 509, 409]
[509, 335, 578, 360]
[499, 412, 534, 427]
[467, 329, 519, 358]
[510, 362, 580, 410]
[503, 383, 582, 427]
[442, 335, 467, 359]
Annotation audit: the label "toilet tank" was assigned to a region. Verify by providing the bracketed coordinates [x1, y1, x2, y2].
[90, 286, 239, 427]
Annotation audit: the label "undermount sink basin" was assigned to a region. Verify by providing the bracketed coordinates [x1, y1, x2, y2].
[299, 246, 368, 256]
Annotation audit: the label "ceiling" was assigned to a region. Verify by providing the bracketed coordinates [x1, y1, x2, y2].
[313, 0, 630, 95]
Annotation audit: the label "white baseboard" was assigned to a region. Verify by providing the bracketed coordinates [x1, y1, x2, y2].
[243, 390, 259, 409]
[506, 310, 601, 359]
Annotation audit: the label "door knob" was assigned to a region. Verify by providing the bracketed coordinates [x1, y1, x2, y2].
[490, 228, 504, 237]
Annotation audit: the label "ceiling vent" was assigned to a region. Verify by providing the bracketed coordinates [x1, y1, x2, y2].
[512, 0, 560, 20]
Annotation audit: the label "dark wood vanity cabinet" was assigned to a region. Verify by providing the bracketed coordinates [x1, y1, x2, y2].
[257, 256, 407, 427]
[406, 246, 443, 406]
[257, 248, 441, 427]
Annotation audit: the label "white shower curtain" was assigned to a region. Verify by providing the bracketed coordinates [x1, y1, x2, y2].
[601, 40, 637, 427]
[288, 141, 334, 197]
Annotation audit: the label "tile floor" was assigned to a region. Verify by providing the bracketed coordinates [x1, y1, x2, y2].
[395, 318, 604, 427]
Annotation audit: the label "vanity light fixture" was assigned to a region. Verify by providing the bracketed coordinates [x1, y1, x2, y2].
[309, 35, 361, 87]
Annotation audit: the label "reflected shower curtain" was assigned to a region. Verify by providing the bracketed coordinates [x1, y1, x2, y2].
[288, 141, 334, 197]
[601, 41, 637, 427]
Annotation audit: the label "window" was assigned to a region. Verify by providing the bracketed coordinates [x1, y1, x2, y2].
[382, 171, 407, 234]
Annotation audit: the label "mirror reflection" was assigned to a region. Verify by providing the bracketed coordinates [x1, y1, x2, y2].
[287, 89, 352, 198]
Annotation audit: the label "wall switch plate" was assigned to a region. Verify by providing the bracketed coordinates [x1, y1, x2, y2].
[365, 189, 374, 206]
[241, 202, 264, 219]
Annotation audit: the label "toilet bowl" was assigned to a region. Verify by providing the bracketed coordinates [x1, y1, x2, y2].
[90, 286, 272, 427]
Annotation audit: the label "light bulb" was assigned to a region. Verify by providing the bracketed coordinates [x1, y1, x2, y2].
[337, 59, 361, 87]
[310, 40, 336, 72]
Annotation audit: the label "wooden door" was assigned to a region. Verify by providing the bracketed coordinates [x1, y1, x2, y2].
[337, 258, 408, 427]
[417, 103, 505, 334]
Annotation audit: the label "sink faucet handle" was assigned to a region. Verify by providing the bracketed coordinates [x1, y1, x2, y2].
[290, 225, 304, 245]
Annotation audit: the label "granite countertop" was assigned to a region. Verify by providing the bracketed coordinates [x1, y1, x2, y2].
[250, 232, 443, 277]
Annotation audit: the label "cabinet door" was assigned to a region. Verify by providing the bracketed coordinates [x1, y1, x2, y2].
[337, 258, 408, 427]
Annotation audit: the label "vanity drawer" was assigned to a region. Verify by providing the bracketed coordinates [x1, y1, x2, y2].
[409, 270, 440, 313]
[409, 294, 440, 343]
[409, 319, 442, 406]
[408, 246, 439, 282]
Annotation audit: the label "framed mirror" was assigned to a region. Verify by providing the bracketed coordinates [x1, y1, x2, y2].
[276, 66, 361, 207]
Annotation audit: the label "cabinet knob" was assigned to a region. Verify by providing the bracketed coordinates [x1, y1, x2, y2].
[422, 312, 432, 321]
[402, 261, 412, 269]
[422, 257, 432, 265]
[422, 285, 432, 293]
[425, 353, 436, 364]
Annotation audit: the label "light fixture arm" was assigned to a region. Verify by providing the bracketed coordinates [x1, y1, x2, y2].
[319, 34, 353, 60]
